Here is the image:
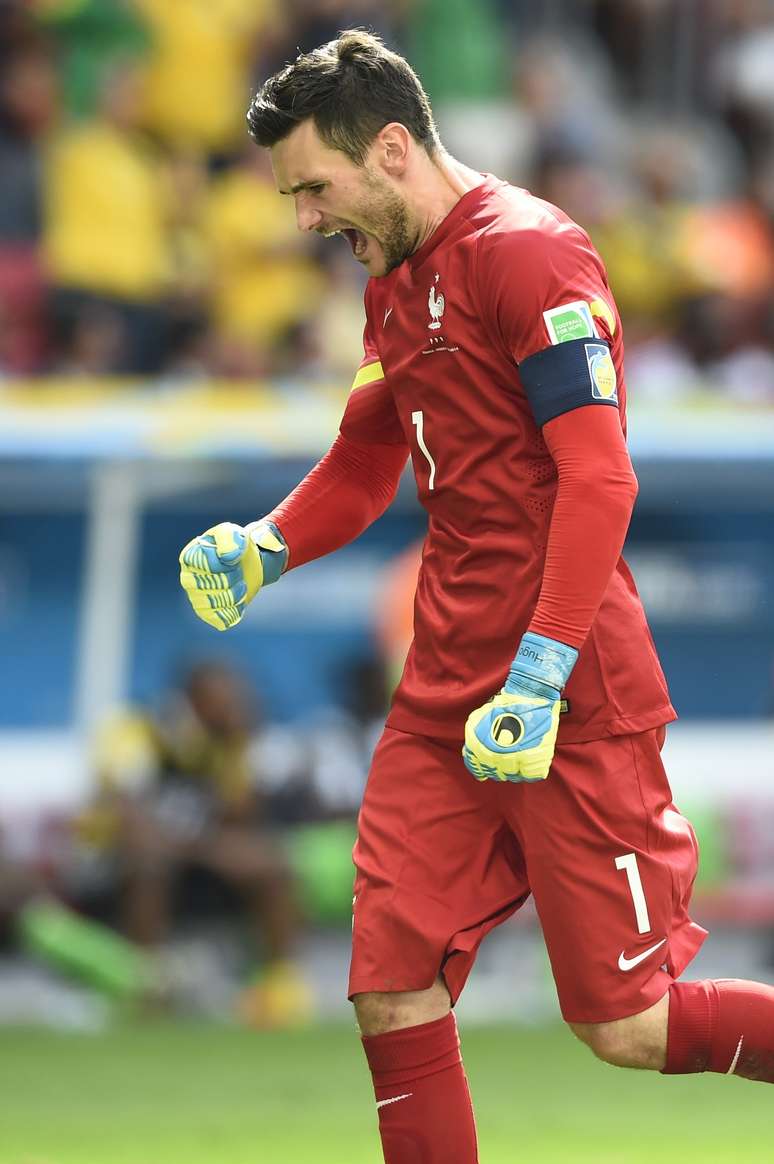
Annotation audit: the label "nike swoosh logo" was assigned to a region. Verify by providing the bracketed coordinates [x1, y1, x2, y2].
[727, 1035, 744, 1075]
[383, 306, 393, 326]
[376, 1092, 412, 1109]
[617, 938, 667, 972]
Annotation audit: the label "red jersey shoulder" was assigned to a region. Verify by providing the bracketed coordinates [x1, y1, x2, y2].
[472, 184, 621, 363]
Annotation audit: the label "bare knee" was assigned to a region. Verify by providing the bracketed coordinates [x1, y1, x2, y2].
[570, 993, 669, 1070]
[353, 977, 451, 1037]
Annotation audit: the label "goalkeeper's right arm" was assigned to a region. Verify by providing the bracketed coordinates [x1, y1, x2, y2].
[179, 432, 408, 630]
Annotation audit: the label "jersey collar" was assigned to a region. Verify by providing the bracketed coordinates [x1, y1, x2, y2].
[406, 174, 503, 271]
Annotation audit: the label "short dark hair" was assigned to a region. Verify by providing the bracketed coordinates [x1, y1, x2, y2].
[247, 29, 439, 165]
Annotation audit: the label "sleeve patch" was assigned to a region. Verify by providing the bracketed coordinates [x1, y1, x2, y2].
[351, 359, 385, 393]
[585, 343, 618, 400]
[543, 300, 598, 345]
[518, 338, 618, 427]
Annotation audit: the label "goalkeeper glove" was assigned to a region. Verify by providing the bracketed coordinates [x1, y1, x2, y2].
[179, 520, 287, 631]
[462, 632, 578, 783]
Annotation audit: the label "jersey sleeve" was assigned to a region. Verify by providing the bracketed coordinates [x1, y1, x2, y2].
[479, 223, 622, 428]
[267, 431, 407, 569]
[339, 314, 407, 446]
[529, 404, 639, 648]
[265, 308, 408, 569]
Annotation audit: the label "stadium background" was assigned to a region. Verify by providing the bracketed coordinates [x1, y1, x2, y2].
[0, 1, 773, 1161]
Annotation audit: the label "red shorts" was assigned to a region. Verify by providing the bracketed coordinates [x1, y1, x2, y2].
[349, 725, 707, 1023]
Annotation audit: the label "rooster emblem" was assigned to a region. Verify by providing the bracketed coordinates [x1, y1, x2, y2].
[427, 273, 445, 330]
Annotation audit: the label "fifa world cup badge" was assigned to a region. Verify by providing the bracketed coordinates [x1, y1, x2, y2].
[585, 342, 618, 402]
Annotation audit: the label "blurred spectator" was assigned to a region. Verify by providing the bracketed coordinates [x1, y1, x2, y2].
[409, 0, 507, 103]
[533, 146, 697, 347]
[87, 660, 311, 1026]
[301, 247, 367, 380]
[203, 147, 325, 377]
[0, 34, 58, 371]
[43, 57, 171, 373]
[410, 0, 530, 177]
[528, 108, 774, 402]
[256, 652, 387, 823]
[51, 299, 127, 376]
[165, 151, 211, 308]
[0, 0, 767, 391]
[515, 33, 624, 175]
[715, 0, 774, 171]
[32, 0, 149, 120]
[259, 0, 401, 76]
[0, 826, 41, 936]
[136, 0, 275, 160]
[0, 35, 57, 244]
[157, 150, 214, 379]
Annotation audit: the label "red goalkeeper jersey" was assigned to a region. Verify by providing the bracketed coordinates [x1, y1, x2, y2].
[338, 177, 674, 743]
[273, 176, 675, 743]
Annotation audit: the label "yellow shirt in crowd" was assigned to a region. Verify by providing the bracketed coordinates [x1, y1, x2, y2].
[204, 163, 325, 345]
[137, 0, 275, 155]
[44, 123, 169, 301]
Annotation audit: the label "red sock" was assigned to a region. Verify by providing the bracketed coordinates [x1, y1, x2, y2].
[361, 1012, 478, 1163]
[663, 979, 774, 1081]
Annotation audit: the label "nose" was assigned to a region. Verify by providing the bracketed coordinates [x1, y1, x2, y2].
[295, 201, 323, 233]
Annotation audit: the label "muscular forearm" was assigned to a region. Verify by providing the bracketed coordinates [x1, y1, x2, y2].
[529, 405, 638, 648]
[266, 432, 408, 569]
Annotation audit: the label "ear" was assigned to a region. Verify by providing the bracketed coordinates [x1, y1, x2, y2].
[373, 122, 412, 176]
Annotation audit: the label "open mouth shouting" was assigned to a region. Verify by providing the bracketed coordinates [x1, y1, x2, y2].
[320, 223, 371, 259]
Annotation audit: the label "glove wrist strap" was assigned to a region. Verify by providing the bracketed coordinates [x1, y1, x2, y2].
[505, 631, 579, 697]
[247, 520, 288, 586]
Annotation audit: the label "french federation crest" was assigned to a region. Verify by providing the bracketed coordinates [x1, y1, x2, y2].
[427, 273, 445, 330]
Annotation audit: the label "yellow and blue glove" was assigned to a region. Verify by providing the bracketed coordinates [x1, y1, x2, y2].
[462, 632, 578, 783]
[179, 520, 287, 631]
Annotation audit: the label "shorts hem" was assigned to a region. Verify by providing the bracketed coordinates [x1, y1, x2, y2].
[556, 921, 708, 1024]
[347, 972, 440, 1002]
[558, 970, 673, 1025]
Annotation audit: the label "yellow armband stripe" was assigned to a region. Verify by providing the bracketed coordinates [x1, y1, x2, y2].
[350, 360, 385, 393]
[590, 296, 616, 337]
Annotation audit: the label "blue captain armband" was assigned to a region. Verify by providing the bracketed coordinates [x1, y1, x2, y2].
[518, 338, 619, 428]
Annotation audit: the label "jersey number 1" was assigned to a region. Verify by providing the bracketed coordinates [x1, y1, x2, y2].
[615, 852, 652, 934]
[411, 410, 436, 491]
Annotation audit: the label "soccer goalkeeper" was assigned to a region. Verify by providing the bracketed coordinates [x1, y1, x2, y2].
[180, 30, 774, 1164]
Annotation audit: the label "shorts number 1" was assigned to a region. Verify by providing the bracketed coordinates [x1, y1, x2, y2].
[411, 410, 436, 491]
[615, 852, 652, 934]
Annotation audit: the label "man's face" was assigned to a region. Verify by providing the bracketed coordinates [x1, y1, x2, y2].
[271, 120, 414, 277]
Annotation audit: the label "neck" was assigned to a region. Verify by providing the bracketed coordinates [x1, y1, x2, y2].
[410, 149, 485, 252]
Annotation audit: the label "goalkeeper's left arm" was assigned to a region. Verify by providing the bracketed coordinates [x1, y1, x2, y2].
[179, 432, 407, 630]
[463, 404, 638, 783]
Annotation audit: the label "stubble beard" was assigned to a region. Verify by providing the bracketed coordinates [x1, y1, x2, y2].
[357, 171, 414, 275]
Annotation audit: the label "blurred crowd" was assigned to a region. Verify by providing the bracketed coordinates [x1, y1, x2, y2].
[0, 653, 386, 1024]
[1, 0, 773, 395]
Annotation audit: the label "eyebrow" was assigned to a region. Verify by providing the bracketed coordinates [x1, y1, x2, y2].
[279, 179, 326, 196]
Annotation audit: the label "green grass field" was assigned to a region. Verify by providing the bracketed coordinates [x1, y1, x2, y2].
[0, 1020, 771, 1164]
